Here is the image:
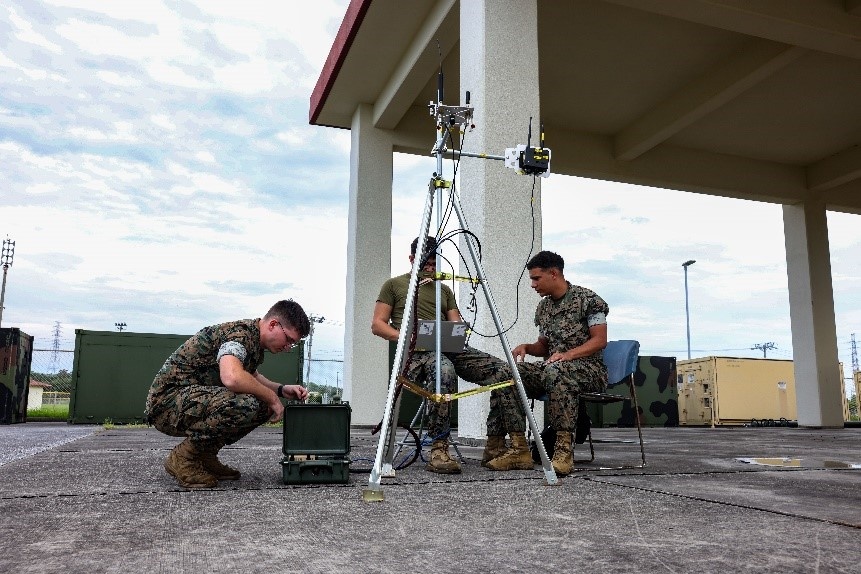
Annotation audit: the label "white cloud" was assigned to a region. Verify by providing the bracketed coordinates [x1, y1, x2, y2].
[194, 150, 216, 164]
[150, 114, 176, 131]
[96, 70, 142, 87]
[8, 6, 62, 53]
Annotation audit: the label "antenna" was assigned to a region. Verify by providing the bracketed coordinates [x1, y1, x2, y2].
[526, 117, 533, 148]
[507, 116, 550, 176]
[436, 39, 443, 104]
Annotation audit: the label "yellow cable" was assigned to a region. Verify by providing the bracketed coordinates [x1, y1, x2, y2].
[433, 272, 480, 285]
[399, 376, 514, 403]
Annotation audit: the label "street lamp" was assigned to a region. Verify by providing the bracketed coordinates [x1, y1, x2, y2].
[682, 260, 696, 360]
[0, 237, 15, 328]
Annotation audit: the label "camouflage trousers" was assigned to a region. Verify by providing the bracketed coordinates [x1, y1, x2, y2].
[147, 384, 270, 451]
[403, 346, 520, 439]
[487, 358, 607, 434]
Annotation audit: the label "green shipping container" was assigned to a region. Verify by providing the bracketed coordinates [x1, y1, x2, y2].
[69, 329, 304, 424]
[0, 328, 34, 424]
[601, 355, 678, 427]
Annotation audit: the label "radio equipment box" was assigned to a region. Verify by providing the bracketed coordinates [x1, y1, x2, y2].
[281, 402, 351, 484]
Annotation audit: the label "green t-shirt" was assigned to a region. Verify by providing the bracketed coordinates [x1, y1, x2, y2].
[377, 272, 458, 330]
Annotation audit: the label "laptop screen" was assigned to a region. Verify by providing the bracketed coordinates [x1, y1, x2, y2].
[414, 320, 469, 353]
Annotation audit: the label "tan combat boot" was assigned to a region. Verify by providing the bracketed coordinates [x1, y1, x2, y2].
[164, 439, 218, 488]
[485, 432, 534, 471]
[551, 431, 574, 476]
[425, 439, 462, 474]
[199, 447, 241, 480]
[481, 436, 508, 468]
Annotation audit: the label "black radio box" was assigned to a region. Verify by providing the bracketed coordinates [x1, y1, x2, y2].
[281, 402, 351, 484]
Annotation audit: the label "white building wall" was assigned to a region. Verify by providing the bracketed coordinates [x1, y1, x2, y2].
[457, 0, 543, 439]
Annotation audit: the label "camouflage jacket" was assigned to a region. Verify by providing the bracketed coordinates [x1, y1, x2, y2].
[536, 282, 609, 367]
[145, 319, 264, 414]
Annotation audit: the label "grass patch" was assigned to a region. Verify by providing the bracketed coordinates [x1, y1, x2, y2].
[102, 418, 152, 429]
[27, 404, 69, 421]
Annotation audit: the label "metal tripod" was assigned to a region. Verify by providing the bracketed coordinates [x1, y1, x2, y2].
[362, 120, 558, 502]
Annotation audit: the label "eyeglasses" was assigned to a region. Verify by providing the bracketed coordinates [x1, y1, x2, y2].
[276, 322, 299, 350]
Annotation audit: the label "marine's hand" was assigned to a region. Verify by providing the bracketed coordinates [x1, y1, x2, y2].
[283, 385, 309, 401]
[511, 345, 528, 362]
[268, 398, 285, 422]
[546, 351, 568, 363]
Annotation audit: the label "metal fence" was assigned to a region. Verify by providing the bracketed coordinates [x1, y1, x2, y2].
[28, 348, 343, 397]
[30, 349, 74, 394]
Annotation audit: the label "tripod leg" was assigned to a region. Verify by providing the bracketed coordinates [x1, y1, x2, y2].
[450, 199, 558, 486]
[380, 391, 405, 477]
[364, 182, 437, 501]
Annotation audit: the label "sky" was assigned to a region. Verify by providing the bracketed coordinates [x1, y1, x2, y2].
[2, 1, 859, 396]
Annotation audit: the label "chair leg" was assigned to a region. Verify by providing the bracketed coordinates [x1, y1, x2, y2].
[628, 374, 646, 468]
[574, 403, 596, 463]
[393, 399, 427, 462]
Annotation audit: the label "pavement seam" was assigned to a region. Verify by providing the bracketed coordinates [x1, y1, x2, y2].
[584, 473, 861, 530]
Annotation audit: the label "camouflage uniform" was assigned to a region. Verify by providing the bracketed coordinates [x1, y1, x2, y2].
[487, 282, 609, 433]
[144, 319, 270, 450]
[379, 273, 517, 438]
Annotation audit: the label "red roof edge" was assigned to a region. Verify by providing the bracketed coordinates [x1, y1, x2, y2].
[309, 0, 372, 126]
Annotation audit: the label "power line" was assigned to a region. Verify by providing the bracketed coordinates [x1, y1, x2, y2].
[751, 342, 777, 358]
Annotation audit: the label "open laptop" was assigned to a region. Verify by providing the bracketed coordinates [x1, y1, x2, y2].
[414, 320, 469, 353]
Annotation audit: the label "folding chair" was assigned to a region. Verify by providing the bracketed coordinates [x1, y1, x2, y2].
[530, 339, 645, 469]
[576, 339, 645, 469]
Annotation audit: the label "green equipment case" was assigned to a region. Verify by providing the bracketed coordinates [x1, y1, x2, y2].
[282, 402, 351, 484]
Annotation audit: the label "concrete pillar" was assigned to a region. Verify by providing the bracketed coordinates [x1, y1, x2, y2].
[782, 200, 844, 428]
[457, 0, 542, 439]
[343, 104, 394, 426]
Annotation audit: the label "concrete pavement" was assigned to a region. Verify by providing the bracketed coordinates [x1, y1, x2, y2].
[1, 422, 859, 573]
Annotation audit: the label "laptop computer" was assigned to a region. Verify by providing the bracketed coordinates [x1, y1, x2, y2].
[414, 320, 469, 353]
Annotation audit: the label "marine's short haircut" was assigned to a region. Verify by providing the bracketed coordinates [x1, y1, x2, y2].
[410, 235, 438, 256]
[264, 299, 311, 338]
[526, 250, 564, 273]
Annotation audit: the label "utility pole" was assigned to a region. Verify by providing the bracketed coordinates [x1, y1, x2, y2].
[851, 333, 858, 375]
[0, 237, 15, 328]
[751, 342, 776, 358]
[305, 315, 325, 384]
[115, 322, 127, 332]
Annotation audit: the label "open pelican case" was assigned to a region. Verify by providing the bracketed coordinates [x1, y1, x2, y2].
[281, 402, 351, 484]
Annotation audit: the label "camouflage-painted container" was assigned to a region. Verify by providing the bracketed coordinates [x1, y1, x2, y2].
[0, 328, 34, 424]
[601, 356, 678, 427]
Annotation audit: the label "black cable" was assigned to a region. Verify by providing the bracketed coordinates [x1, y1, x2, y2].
[463, 174, 539, 339]
[350, 423, 421, 472]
